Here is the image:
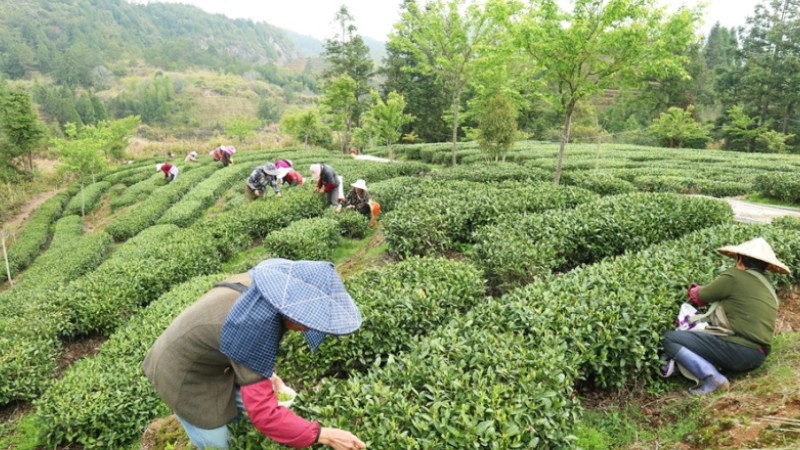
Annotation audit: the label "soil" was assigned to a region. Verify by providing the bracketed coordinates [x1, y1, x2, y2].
[56, 335, 107, 379]
[1, 190, 59, 237]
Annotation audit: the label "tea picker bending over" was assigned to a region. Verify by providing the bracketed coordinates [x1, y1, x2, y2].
[661, 237, 789, 395]
[143, 259, 366, 450]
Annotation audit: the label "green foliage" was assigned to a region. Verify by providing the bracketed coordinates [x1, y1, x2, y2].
[280, 108, 332, 148]
[384, 180, 598, 258]
[753, 172, 800, 203]
[320, 74, 358, 151]
[0, 84, 46, 170]
[263, 217, 340, 261]
[277, 257, 487, 387]
[64, 181, 111, 216]
[33, 276, 220, 449]
[477, 90, 519, 161]
[722, 105, 769, 152]
[224, 116, 260, 144]
[4, 192, 70, 279]
[360, 91, 415, 158]
[756, 130, 795, 154]
[649, 106, 712, 149]
[52, 123, 109, 187]
[324, 208, 370, 239]
[473, 193, 733, 292]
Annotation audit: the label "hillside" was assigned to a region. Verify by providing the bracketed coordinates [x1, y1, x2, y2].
[0, 0, 303, 83]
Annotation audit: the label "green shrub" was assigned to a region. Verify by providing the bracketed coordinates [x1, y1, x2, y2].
[323, 208, 370, 239]
[64, 181, 111, 216]
[277, 257, 487, 388]
[5, 192, 70, 279]
[263, 217, 340, 261]
[754, 172, 800, 203]
[473, 193, 733, 292]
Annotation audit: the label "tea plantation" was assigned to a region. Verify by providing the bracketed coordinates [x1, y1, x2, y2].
[3, 142, 800, 449]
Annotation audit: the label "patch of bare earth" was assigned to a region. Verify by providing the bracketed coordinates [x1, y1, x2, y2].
[56, 335, 107, 378]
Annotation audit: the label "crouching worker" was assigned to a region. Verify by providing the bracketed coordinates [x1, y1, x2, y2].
[336, 179, 371, 217]
[143, 259, 367, 450]
[157, 163, 179, 182]
[246, 163, 281, 201]
[661, 237, 790, 395]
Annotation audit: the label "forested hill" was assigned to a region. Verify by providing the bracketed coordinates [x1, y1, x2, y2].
[0, 0, 305, 84]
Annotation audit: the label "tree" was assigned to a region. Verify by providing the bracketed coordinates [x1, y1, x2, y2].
[322, 5, 373, 128]
[390, 0, 502, 165]
[740, 0, 800, 136]
[320, 75, 358, 152]
[649, 105, 711, 149]
[280, 108, 331, 148]
[0, 85, 46, 171]
[477, 91, 518, 162]
[511, 0, 701, 184]
[382, 0, 450, 143]
[722, 105, 769, 152]
[364, 91, 415, 158]
[225, 116, 260, 144]
[52, 123, 108, 216]
[257, 98, 284, 124]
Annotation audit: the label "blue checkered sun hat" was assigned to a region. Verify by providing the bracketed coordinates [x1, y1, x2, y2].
[219, 259, 362, 377]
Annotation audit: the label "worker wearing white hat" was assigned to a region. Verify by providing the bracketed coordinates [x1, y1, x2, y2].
[662, 237, 790, 395]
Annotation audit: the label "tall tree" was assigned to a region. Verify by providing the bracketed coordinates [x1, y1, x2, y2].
[382, 0, 450, 142]
[322, 5, 373, 127]
[741, 0, 800, 136]
[52, 123, 108, 216]
[511, 0, 700, 184]
[320, 74, 359, 152]
[363, 91, 415, 158]
[390, 0, 503, 165]
[0, 84, 46, 171]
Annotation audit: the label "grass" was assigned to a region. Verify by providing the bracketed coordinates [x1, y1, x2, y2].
[744, 194, 800, 210]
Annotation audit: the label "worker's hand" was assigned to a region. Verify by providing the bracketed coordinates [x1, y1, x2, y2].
[313, 187, 320, 193]
[346, 205, 354, 209]
[335, 205, 342, 213]
[688, 283, 706, 307]
[270, 373, 285, 392]
[318, 427, 366, 450]
[275, 192, 282, 198]
[254, 190, 262, 197]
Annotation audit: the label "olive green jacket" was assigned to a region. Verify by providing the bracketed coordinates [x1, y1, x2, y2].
[143, 273, 265, 428]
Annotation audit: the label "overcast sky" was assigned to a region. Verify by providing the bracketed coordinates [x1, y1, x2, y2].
[143, 0, 761, 42]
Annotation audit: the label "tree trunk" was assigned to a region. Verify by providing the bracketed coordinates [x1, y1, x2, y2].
[81, 181, 86, 217]
[28, 150, 33, 172]
[783, 102, 794, 135]
[554, 101, 576, 185]
[451, 87, 462, 167]
[387, 139, 393, 159]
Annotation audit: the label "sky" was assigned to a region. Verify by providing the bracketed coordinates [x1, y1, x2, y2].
[142, 0, 762, 42]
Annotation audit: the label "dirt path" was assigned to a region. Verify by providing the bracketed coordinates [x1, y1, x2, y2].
[1, 190, 60, 237]
[725, 198, 800, 224]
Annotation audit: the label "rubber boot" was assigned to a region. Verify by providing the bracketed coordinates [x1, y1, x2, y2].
[674, 347, 730, 395]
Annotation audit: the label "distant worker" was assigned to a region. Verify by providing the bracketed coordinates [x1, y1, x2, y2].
[211, 146, 235, 167]
[336, 179, 371, 217]
[246, 163, 281, 201]
[167, 151, 175, 160]
[274, 159, 294, 169]
[157, 163, 179, 183]
[310, 163, 343, 207]
[280, 168, 304, 187]
[185, 151, 199, 162]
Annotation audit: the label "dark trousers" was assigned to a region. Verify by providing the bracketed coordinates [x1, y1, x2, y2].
[663, 330, 765, 373]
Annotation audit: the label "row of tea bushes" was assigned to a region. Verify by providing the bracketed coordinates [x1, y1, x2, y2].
[474, 223, 800, 392]
[63, 181, 112, 216]
[156, 163, 252, 227]
[105, 165, 218, 241]
[559, 171, 637, 196]
[263, 217, 341, 261]
[32, 275, 222, 449]
[109, 172, 165, 211]
[753, 172, 800, 203]
[2, 190, 326, 406]
[429, 162, 551, 184]
[0, 217, 113, 404]
[472, 193, 734, 292]
[630, 174, 749, 197]
[277, 257, 487, 388]
[4, 191, 71, 279]
[257, 223, 800, 449]
[383, 181, 599, 258]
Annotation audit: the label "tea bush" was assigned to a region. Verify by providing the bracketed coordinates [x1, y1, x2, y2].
[64, 181, 111, 216]
[263, 217, 340, 261]
[322, 207, 370, 239]
[754, 172, 800, 203]
[384, 181, 598, 258]
[473, 193, 733, 292]
[5, 191, 70, 278]
[277, 257, 486, 388]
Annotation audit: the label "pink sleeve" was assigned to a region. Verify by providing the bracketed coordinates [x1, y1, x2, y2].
[240, 379, 320, 448]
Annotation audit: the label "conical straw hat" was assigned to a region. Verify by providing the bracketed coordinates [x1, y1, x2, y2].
[716, 237, 791, 275]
